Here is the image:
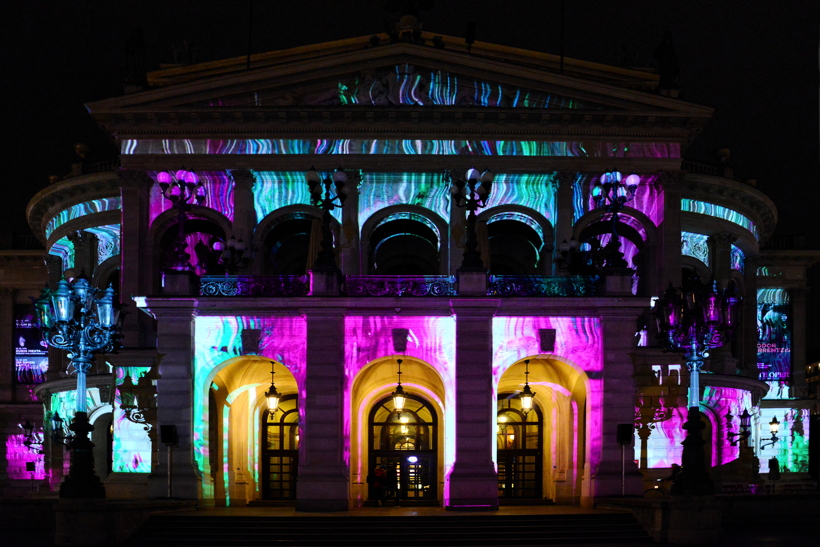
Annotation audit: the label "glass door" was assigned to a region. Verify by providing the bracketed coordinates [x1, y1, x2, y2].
[262, 396, 299, 500]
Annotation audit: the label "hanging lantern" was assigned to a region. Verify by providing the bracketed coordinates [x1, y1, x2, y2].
[768, 416, 780, 436]
[519, 359, 536, 416]
[392, 359, 407, 413]
[266, 361, 281, 414]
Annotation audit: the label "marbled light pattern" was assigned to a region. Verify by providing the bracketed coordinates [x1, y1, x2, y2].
[253, 171, 342, 224]
[192, 315, 307, 482]
[113, 367, 152, 473]
[759, 408, 811, 473]
[6, 433, 45, 481]
[359, 172, 450, 227]
[122, 138, 681, 158]
[583, 174, 664, 227]
[85, 224, 121, 265]
[148, 171, 235, 226]
[45, 197, 122, 239]
[701, 386, 754, 466]
[681, 199, 758, 239]
[730, 245, 745, 273]
[48, 237, 74, 271]
[681, 232, 710, 267]
[634, 406, 688, 468]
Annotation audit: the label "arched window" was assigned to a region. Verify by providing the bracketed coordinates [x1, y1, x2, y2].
[487, 217, 543, 275]
[369, 216, 439, 275]
[263, 214, 315, 275]
[159, 218, 225, 276]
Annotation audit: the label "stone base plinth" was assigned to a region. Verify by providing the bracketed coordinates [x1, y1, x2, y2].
[457, 271, 488, 296]
[447, 467, 499, 510]
[161, 270, 199, 296]
[603, 269, 634, 296]
[308, 269, 341, 295]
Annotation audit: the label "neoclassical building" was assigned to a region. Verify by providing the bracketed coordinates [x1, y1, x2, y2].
[5, 30, 815, 507]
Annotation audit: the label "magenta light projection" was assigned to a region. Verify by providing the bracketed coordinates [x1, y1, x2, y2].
[85, 224, 121, 265]
[14, 305, 48, 384]
[122, 138, 681, 159]
[113, 367, 152, 473]
[6, 433, 45, 481]
[45, 197, 121, 239]
[681, 199, 758, 240]
[759, 408, 810, 473]
[344, 316, 456, 502]
[49, 237, 74, 271]
[633, 406, 687, 468]
[253, 171, 342, 224]
[192, 315, 307, 494]
[681, 232, 710, 267]
[582, 173, 664, 227]
[358, 172, 450, 226]
[757, 288, 791, 399]
[148, 171, 234, 226]
[701, 386, 753, 466]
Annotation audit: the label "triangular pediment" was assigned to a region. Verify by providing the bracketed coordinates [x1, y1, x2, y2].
[89, 34, 712, 118]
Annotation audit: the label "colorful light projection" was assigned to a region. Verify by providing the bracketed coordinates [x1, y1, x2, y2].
[487, 212, 545, 250]
[344, 316, 456, 500]
[681, 232, 710, 267]
[359, 172, 450, 226]
[113, 367, 152, 473]
[757, 288, 791, 399]
[148, 171, 234, 226]
[701, 386, 754, 466]
[756, 266, 781, 277]
[6, 433, 45, 481]
[633, 406, 688, 469]
[48, 237, 74, 271]
[483, 174, 558, 226]
[730, 245, 745, 273]
[580, 173, 664, 227]
[84, 224, 121, 265]
[179, 231, 223, 276]
[45, 197, 122, 240]
[758, 408, 810, 473]
[192, 315, 307, 496]
[122, 138, 681, 159]
[681, 199, 758, 240]
[14, 305, 48, 384]
[253, 171, 342, 225]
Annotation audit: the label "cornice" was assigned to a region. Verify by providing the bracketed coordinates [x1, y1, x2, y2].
[0, 250, 48, 264]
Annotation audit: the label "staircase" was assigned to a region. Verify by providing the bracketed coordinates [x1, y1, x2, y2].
[124, 512, 650, 546]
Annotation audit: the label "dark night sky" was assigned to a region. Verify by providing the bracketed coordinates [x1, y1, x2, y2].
[3, 1, 818, 245]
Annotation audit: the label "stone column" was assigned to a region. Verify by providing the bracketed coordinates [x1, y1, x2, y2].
[229, 170, 256, 273]
[659, 171, 683, 291]
[447, 300, 499, 509]
[118, 170, 155, 348]
[339, 174, 360, 276]
[592, 311, 644, 500]
[790, 287, 808, 398]
[742, 255, 760, 377]
[709, 231, 736, 287]
[449, 179, 465, 275]
[0, 288, 13, 400]
[296, 309, 348, 511]
[67, 231, 98, 279]
[554, 171, 576, 275]
[147, 300, 200, 499]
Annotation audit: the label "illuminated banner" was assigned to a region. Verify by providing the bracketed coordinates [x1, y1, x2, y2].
[757, 288, 791, 390]
[14, 305, 48, 384]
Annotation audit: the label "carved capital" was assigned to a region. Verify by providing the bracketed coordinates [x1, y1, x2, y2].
[556, 170, 577, 190]
[230, 169, 256, 190]
[659, 170, 684, 189]
[117, 169, 154, 189]
[709, 231, 737, 247]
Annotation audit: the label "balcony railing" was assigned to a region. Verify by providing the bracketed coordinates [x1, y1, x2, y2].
[346, 275, 457, 297]
[200, 275, 309, 297]
[198, 274, 601, 297]
[488, 275, 600, 297]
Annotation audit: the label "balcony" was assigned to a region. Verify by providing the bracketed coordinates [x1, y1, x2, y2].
[198, 274, 602, 297]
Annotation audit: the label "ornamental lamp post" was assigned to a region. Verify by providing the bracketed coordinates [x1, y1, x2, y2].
[34, 278, 124, 498]
[448, 168, 494, 271]
[591, 170, 640, 238]
[306, 167, 348, 272]
[157, 169, 206, 271]
[214, 235, 249, 274]
[652, 275, 739, 495]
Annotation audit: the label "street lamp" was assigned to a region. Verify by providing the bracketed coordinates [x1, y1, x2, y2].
[652, 275, 739, 495]
[761, 416, 780, 449]
[726, 409, 751, 447]
[214, 235, 248, 274]
[518, 359, 535, 417]
[591, 170, 640, 237]
[448, 168, 494, 271]
[21, 420, 44, 453]
[266, 361, 281, 415]
[157, 169, 206, 271]
[306, 166, 349, 272]
[34, 277, 124, 498]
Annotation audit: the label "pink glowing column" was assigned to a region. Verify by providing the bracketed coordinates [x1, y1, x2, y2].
[296, 310, 349, 511]
[660, 171, 681, 288]
[144, 299, 200, 499]
[447, 301, 499, 509]
[595, 313, 645, 498]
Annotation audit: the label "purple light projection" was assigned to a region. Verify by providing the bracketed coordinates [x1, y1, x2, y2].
[757, 288, 791, 399]
[193, 315, 307, 496]
[122, 138, 681, 159]
[344, 316, 456, 503]
[6, 433, 45, 481]
[701, 386, 753, 466]
[148, 170, 234, 226]
[584, 173, 664, 227]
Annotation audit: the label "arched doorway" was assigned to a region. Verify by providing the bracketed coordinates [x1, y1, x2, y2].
[368, 394, 437, 504]
[261, 395, 299, 500]
[496, 395, 542, 499]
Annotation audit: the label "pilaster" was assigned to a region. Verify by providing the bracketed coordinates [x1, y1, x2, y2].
[709, 231, 736, 287]
[296, 309, 349, 511]
[118, 170, 155, 348]
[659, 171, 683, 291]
[447, 299, 499, 509]
[144, 300, 199, 499]
[742, 255, 760, 376]
[448, 181, 465, 275]
[67, 231, 98, 279]
[229, 170, 256, 273]
[0, 288, 13, 400]
[555, 171, 576, 275]
[339, 173, 361, 276]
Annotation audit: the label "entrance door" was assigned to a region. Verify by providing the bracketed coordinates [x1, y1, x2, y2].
[262, 396, 299, 500]
[369, 394, 437, 504]
[497, 396, 542, 499]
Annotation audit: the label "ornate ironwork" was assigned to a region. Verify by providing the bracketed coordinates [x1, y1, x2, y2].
[346, 275, 456, 297]
[200, 276, 309, 297]
[488, 275, 599, 297]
